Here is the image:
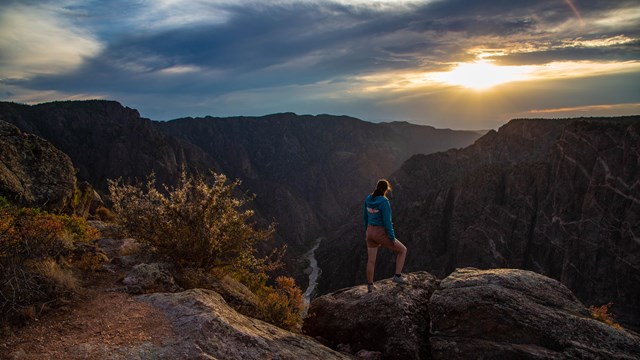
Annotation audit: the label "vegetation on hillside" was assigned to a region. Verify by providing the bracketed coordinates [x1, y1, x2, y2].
[108, 171, 304, 331]
[589, 303, 623, 330]
[0, 196, 101, 328]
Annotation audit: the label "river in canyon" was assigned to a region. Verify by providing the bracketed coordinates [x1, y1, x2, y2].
[302, 237, 323, 314]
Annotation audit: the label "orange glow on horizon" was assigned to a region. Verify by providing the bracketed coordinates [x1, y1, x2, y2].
[427, 60, 533, 90]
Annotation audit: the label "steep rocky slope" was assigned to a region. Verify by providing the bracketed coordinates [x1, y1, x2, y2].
[317, 117, 640, 330]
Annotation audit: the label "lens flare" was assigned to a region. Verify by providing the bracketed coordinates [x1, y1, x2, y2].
[565, 0, 585, 25]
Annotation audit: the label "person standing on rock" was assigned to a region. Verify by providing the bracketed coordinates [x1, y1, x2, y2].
[363, 179, 407, 292]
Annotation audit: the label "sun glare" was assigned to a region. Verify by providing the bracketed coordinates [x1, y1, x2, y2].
[429, 60, 533, 90]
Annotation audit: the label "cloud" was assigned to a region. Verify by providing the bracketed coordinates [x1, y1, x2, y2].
[528, 103, 640, 114]
[1, 0, 638, 128]
[0, 2, 102, 79]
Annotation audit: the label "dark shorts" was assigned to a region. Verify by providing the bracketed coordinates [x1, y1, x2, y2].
[366, 225, 395, 249]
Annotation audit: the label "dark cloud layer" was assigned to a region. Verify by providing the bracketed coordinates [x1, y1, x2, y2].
[1, 0, 639, 128]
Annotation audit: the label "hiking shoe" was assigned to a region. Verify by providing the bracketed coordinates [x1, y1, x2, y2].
[392, 274, 406, 284]
[367, 284, 375, 293]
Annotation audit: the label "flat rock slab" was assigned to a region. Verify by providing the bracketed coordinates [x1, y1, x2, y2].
[138, 288, 352, 360]
[430, 268, 640, 359]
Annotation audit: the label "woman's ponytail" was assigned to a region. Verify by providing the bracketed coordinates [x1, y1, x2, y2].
[372, 179, 391, 199]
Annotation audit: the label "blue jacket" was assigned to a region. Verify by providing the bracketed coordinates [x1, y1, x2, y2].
[363, 194, 396, 240]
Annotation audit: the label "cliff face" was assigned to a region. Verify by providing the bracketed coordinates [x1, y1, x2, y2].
[0, 101, 217, 192]
[317, 117, 640, 329]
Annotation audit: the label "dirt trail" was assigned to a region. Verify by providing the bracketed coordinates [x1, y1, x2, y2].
[1, 247, 174, 359]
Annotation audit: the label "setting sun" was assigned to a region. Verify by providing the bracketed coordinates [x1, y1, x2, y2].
[429, 60, 533, 90]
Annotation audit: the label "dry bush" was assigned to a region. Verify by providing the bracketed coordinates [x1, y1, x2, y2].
[230, 269, 303, 331]
[0, 206, 99, 326]
[257, 276, 304, 331]
[589, 303, 623, 330]
[109, 170, 304, 330]
[30, 259, 80, 292]
[72, 248, 109, 271]
[109, 170, 277, 273]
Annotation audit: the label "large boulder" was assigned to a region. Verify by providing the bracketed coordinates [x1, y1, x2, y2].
[303, 272, 438, 359]
[430, 268, 640, 359]
[138, 288, 352, 359]
[122, 263, 183, 294]
[0, 120, 76, 211]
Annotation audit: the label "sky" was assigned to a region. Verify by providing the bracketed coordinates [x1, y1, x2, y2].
[0, 0, 639, 129]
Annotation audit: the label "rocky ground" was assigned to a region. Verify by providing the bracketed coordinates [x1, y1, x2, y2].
[0, 238, 175, 359]
[305, 268, 640, 360]
[0, 222, 349, 360]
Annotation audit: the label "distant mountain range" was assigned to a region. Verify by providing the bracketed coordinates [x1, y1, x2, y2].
[316, 116, 640, 330]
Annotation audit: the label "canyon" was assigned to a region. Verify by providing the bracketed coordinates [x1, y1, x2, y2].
[2, 100, 638, 330]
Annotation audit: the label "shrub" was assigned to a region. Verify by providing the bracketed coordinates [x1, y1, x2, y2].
[257, 276, 304, 331]
[0, 206, 100, 326]
[0, 196, 10, 209]
[589, 303, 623, 330]
[230, 270, 303, 331]
[109, 170, 303, 330]
[30, 258, 80, 292]
[1, 208, 72, 262]
[108, 170, 276, 273]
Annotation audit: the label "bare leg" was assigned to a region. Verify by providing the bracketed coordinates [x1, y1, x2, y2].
[391, 240, 407, 275]
[366, 246, 379, 283]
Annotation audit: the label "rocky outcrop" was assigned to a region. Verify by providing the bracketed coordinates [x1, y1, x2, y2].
[0, 120, 76, 211]
[122, 263, 183, 295]
[303, 272, 437, 359]
[317, 117, 640, 330]
[138, 288, 352, 359]
[207, 275, 261, 319]
[304, 269, 640, 360]
[430, 268, 640, 359]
